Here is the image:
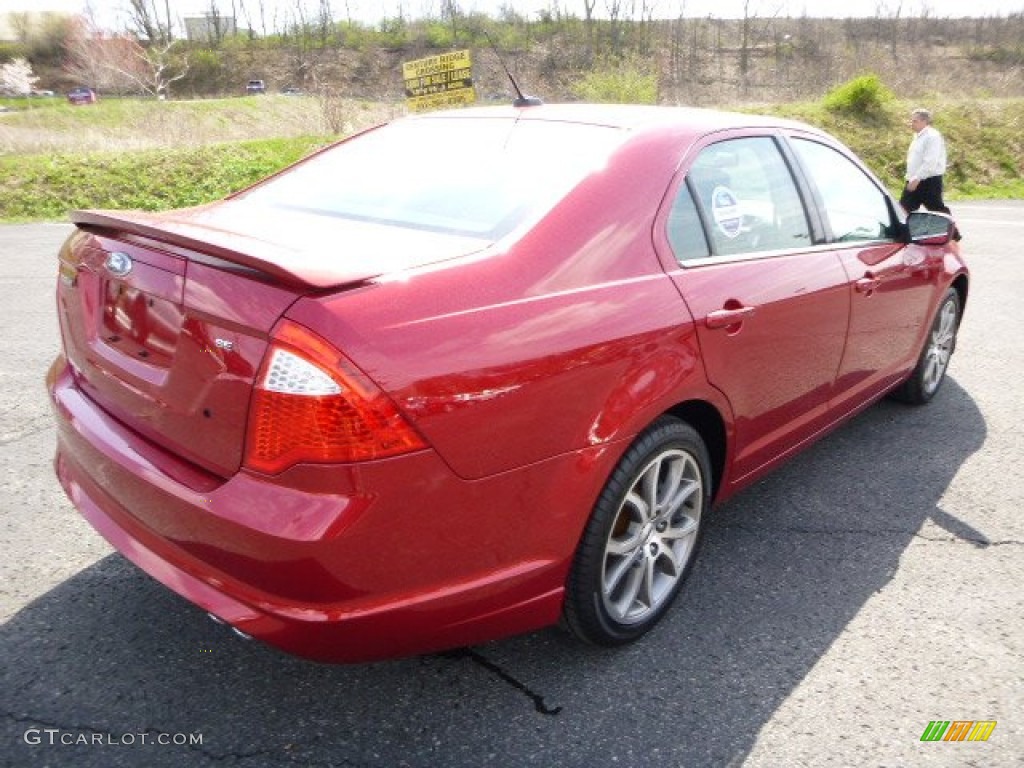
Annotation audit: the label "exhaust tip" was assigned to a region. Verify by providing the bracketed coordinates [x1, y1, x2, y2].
[208, 612, 252, 641]
[205, 618, 249, 638]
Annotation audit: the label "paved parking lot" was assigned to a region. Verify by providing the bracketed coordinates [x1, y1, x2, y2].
[1, 203, 1021, 767]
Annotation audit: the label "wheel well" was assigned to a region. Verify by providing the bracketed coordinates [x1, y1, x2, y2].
[666, 401, 726, 501]
[952, 274, 968, 319]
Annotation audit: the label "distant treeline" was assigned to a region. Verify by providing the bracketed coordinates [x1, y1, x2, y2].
[3, 7, 1023, 103]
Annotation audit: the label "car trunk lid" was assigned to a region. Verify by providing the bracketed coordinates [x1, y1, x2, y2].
[57, 205, 487, 477]
[56, 225, 305, 477]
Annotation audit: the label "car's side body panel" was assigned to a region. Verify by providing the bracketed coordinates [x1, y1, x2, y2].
[653, 128, 850, 485]
[284, 128, 708, 480]
[652, 124, 969, 497]
[831, 241, 943, 408]
[668, 252, 850, 483]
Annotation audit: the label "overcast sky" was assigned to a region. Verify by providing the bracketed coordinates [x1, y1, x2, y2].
[8, 0, 1024, 28]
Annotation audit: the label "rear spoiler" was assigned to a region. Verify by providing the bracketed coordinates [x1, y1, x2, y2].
[70, 208, 383, 290]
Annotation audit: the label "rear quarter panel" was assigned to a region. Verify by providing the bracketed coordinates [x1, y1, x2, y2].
[285, 130, 715, 481]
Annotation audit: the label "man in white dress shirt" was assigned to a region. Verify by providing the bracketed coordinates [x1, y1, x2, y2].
[900, 107, 960, 241]
[900, 108, 951, 214]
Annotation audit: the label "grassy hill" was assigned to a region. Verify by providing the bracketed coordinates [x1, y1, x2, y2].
[762, 97, 1024, 199]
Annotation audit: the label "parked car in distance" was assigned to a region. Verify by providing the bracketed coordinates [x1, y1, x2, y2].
[47, 104, 968, 663]
[66, 86, 96, 105]
[281, 86, 302, 95]
[30, 89, 56, 97]
[246, 79, 266, 94]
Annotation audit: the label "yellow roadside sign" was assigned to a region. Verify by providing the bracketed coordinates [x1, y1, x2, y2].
[402, 49, 476, 112]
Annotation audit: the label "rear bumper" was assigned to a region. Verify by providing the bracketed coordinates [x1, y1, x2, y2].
[47, 355, 606, 662]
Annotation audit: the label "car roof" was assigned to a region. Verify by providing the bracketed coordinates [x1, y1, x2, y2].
[411, 103, 821, 142]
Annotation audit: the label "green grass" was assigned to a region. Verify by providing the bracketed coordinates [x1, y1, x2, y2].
[0, 95, 330, 155]
[571, 58, 659, 105]
[1, 93, 310, 119]
[0, 136, 330, 221]
[0, 95, 66, 111]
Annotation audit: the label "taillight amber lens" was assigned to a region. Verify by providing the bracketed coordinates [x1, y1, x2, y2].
[244, 320, 426, 474]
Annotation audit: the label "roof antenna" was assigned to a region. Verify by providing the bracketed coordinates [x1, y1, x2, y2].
[482, 29, 542, 108]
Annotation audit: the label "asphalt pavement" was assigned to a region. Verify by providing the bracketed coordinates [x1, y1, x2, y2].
[1, 202, 1021, 767]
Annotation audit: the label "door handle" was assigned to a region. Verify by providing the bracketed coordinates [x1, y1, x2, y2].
[910, 264, 934, 279]
[855, 275, 881, 294]
[705, 306, 756, 329]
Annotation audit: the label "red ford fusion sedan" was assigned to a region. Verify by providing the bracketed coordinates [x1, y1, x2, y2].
[47, 104, 967, 662]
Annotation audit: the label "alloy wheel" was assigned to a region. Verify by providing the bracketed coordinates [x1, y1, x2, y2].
[600, 448, 703, 625]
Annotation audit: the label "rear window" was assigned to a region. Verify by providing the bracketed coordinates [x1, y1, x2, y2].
[239, 117, 625, 239]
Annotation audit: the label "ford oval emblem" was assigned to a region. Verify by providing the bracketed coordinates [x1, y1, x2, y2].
[104, 251, 133, 277]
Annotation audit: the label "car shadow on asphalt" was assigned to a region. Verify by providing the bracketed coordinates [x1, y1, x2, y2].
[1, 378, 986, 768]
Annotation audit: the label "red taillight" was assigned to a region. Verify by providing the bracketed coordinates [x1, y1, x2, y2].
[244, 320, 426, 474]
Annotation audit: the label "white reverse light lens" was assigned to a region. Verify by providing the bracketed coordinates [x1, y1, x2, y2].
[262, 349, 342, 395]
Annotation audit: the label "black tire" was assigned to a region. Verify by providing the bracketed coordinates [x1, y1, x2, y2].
[892, 287, 961, 405]
[563, 416, 711, 646]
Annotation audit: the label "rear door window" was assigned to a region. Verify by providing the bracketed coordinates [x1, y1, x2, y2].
[665, 185, 710, 262]
[671, 136, 812, 262]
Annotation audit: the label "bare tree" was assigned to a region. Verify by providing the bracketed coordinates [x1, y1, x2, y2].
[135, 40, 190, 98]
[605, 0, 625, 53]
[198, 0, 236, 43]
[163, 0, 174, 39]
[313, 77, 348, 135]
[9, 11, 76, 66]
[582, 0, 598, 60]
[255, 0, 269, 37]
[126, 0, 171, 44]
[237, 0, 257, 39]
[317, 0, 334, 44]
[63, 14, 120, 89]
[284, 0, 319, 87]
[8, 12, 32, 44]
[888, 1, 904, 61]
[739, 0, 782, 94]
[740, 0, 754, 75]
[637, 0, 660, 53]
[441, 0, 461, 45]
[65, 14, 188, 98]
[668, 2, 686, 90]
[65, 31, 139, 93]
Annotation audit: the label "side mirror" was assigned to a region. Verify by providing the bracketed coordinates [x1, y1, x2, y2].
[907, 211, 955, 245]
